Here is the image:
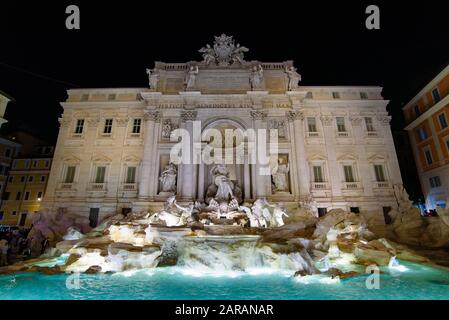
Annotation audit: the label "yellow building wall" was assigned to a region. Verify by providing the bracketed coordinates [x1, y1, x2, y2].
[0, 158, 51, 227]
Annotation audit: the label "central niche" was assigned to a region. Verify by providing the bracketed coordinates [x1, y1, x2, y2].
[202, 121, 247, 203]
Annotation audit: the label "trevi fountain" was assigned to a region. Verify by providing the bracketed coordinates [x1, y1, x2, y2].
[1, 35, 449, 299]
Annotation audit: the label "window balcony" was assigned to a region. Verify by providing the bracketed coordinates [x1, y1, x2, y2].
[307, 132, 320, 138]
[129, 133, 141, 138]
[311, 182, 329, 190]
[88, 183, 107, 191]
[121, 183, 137, 191]
[373, 181, 391, 189]
[366, 131, 378, 137]
[100, 133, 112, 138]
[71, 133, 84, 138]
[58, 182, 75, 190]
[337, 132, 349, 137]
[342, 182, 362, 190]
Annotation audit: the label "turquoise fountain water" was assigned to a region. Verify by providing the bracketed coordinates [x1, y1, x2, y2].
[1, 260, 449, 300]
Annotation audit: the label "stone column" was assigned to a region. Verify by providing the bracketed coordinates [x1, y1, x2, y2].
[244, 155, 251, 201]
[377, 115, 403, 185]
[350, 114, 373, 196]
[197, 162, 205, 201]
[138, 110, 160, 199]
[180, 110, 197, 201]
[250, 110, 269, 198]
[321, 114, 342, 198]
[287, 111, 310, 199]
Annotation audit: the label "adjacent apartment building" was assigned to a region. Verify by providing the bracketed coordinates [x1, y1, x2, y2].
[0, 145, 54, 227]
[404, 63, 449, 209]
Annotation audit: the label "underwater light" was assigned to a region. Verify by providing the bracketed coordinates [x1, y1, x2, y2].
[388, 257, 409, 273]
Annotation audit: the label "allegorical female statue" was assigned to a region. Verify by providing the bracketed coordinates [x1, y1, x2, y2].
[146, 68, 159, 90]
[185, 65, 199, 90]
[271, 157, 290, 192]
[285, 65, 301, 91]
[159, 162, 177, 193]
[250, 64, 264, 90]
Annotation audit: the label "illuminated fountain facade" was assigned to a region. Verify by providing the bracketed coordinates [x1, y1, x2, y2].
[40, 34, 403, 236]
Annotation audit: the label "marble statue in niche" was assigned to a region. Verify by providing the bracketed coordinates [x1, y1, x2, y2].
[159, 162, 178, 193]
[271, 156, 290, 193]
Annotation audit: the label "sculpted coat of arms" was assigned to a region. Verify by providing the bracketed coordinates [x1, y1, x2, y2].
[199, 34, 249, 66]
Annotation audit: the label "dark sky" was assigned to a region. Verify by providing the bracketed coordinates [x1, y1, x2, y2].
[1, 1, 449, 143]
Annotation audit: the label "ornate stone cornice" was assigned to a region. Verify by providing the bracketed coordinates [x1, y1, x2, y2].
[250, 110, 268, 120]
[286, 111, 304, 122]
[181, 110, 198, 122]
[376, 114, 392, 125]
[86, 117, 100, 126]
[320, 115, 334, 126]
[144, 110, 161, 122]
[115, 117, 129, 127]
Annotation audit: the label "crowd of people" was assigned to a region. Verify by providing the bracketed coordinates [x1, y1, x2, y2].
[0, 227, 41, 266]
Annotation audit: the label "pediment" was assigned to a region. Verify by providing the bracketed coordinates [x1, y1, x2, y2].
[92, 154, 112, 163]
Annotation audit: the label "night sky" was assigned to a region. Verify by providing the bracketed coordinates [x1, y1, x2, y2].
[1, 1, 449, 144]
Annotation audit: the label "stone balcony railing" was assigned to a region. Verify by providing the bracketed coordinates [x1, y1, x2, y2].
[366, 131, 379, 137]
[307, 132, 320, 138]
[120, 183, 137, 191]
[373, 181, 391, 189]
[88, 183, 107, 191]
[337, 132, 349, 137]
[58, 182, 75, 190]
[342, 182, 363, 190]
[311, 182, 329, 190]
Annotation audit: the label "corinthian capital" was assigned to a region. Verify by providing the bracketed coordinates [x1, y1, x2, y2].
[286, 111, 304, 122]
[181, 110, 198, 122]
[250, 110, 268, 120]
[144, 110, 161, 122]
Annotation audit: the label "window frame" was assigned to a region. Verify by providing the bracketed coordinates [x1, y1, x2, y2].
[438, 113, 448, 130]
[64, 166, 76, 183]
[307, 117, 317, 133]
[103, 118, 113, 134]
[432, 88, 441, 103]
[74, 119, 85, 134]
[132, 118, 142, 134]
[424, 148, 433, 165]
[336, 117, 346, 132]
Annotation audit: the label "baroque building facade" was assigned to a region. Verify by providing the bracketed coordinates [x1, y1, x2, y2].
[40, 35, 403, 231]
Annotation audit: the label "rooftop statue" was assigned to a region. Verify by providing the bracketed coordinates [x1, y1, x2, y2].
[198, 34, 249, 66]
[285, 65, 301, 91]
[145, 68, 159, 90]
